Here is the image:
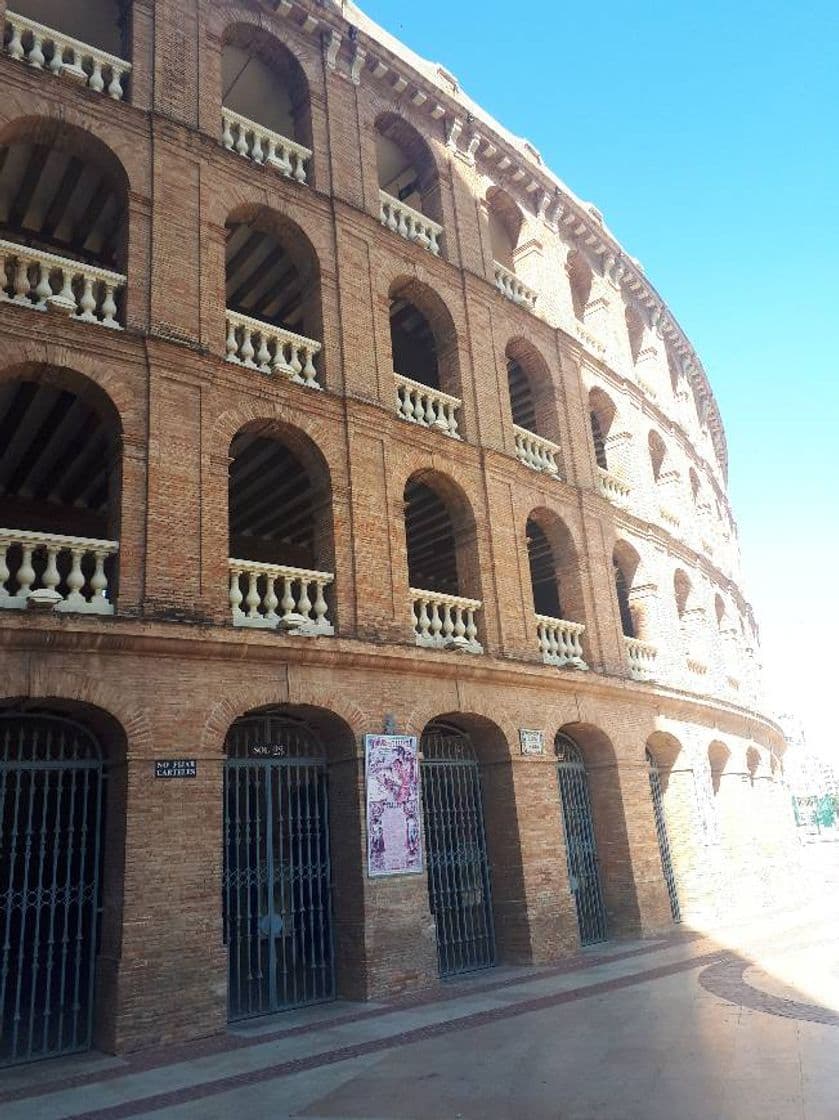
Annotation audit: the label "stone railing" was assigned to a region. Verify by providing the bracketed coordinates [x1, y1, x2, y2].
[4, 10, 131, 99]
[221, 107, 311, 184]
[410, 588, 483, 653]
[536, 616, 587, 669]
[379, 191, 442, 256]
[659, 503, 681, 531]
[229, 559, 334, 635]
[225, 309, 321, 389]
[596, 465, 631, 505]
[394, 372, 460, 439]
[493, 261, 537, 310]
[513, 426, 560, 475]
[0, 528, 118, 614]
[575, 321, 606, 356]
[0, 240, 125, 327]
[687, 656, 709, 679]
[624, 636, 657, 681]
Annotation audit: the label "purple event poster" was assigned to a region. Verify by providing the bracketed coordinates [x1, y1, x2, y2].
[365, 734, 423, 877]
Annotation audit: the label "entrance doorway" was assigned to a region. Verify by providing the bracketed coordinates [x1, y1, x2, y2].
[647, 749, 681, 922]
[0, 711, 105, 1067]
[420, 721, 495, 977]
[555, 732, 608, 946]
[223, 712, 334, 1020]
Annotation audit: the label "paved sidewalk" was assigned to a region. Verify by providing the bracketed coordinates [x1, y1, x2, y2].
[2, 863, 838, 1119]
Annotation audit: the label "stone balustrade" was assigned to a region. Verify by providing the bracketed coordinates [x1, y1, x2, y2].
[687, 656, 709, 680]
[624, 636, 657, 681]
[596, 465, 631, 505]
[0, 239, 125, 327]
[536, 615, 587, 668]
[493, 261, 537, 310]
[410, 588, 483, 653]
[225, 309, 321, 388]
[659, 503, 681, 531]
[221, 107, 311, 184]
[575, 322, 606, 355]
[394, 373, 461, 438]
[0, 528, 118, 614]
[513, 426, 561, 475]
[229, 559, 334, 635]
[379, 191, 442, 256]
[4, 10, 131, 99]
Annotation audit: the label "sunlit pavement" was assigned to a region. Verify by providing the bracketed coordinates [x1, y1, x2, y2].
[3, 843, 838, 1120]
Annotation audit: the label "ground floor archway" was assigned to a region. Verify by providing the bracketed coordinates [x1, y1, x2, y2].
[555, 732, 608, 946]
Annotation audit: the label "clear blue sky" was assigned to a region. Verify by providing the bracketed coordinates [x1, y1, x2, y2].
[364, 0, 838, 752]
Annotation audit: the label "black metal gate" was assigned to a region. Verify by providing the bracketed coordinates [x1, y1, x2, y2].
[0, 711, 105, 1068]
[555, 733, 608, 946]
[421, 722, 495, 978]
[223, 713, 334, 1020]
[647, 750, 681, 922]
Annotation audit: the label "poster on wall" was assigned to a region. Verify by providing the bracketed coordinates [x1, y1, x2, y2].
[365, 734, 423, 877]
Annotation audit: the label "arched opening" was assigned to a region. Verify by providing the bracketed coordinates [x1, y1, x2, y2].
[674, 568, 692, 623]
[224, 207, 322, 382]
[420, 718, 499, 976]
[4, 2, 131, 95]
[625, 304, 644, 364]
[507, 352, 536, 432]
[0, 701, 127, 1066]
[375, 113, 440, 219]
[588, 388, 616, 472]
[390, 279, 461, 438]
[708, 741, 731, 796]
[566, 249, 592, 321]
[0, 366, 122, 614]
[689, 467, 700, 506]
[0, 118, 130, 326]
[612, 541, 641, 640]
[646, 748, 681, 922]
[648, 430, 666, 482]
[227, 422, 334, 634]
[404, 472, 481, 651]
[526, 511, 587, 668]
[746, 746, 760, 787]
[486, 186, 523, 271]
[223, 705, 355, 1018]
[221, 25, 312, 182]
[554, 730, 608, 945]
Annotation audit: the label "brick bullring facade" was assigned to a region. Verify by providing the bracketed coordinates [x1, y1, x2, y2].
[0, 0, 796, 1066]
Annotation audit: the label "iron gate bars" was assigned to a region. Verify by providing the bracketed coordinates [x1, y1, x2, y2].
[420, 722, 495, 978]
[0, 711, 105, 1068]
[647, 750, 681, 923]
[223, 713, 334, 1021]
[555, 733, 608, 946]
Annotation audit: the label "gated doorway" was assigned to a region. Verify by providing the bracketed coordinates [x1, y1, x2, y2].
[223, 712, 334, 1020]
[420, 721, 495, 977]
[647, 749, 681, 923]
[555, 732, 608, 946]
[0, 710, 106, 1068]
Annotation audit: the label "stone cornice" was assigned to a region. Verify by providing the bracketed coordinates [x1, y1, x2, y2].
[270, 0, 728, 480]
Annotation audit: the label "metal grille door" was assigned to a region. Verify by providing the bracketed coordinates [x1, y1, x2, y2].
[0, 712, 104, 1068]
[647, 750, 681, 923]
[223, 714, 334, 1021]
[421, 723, 495, 978]
[555, 734, 607, 946]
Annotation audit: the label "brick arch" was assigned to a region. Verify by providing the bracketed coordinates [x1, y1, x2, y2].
[200, 689, 367, 758]
[0, 358, 129, 437]
[375, 110, 443, 227]
[415, 708, 517, 763]
[387, 273, 462, 401]
[524, 505, 586, 629]
[555, 721, 618, 769]
[708, 739, 734, 792]
[0, 676, 152, 757]
[646, 730, 684, 774]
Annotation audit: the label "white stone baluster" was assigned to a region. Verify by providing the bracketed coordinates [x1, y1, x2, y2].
[393, 373, 461, 439]
[4, 11, 132, 99]
[220, 107, 311, 184]
[378, 190, 442, 256]
[410, 588, 483, 653]
[64, 549, 86, 610]
[16, 545, 35, 596]
[229, 567, 244, 622]
[228, 559, 334, 634]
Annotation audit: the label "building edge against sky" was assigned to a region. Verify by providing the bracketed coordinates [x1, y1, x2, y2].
[0, 0, 800, 1067]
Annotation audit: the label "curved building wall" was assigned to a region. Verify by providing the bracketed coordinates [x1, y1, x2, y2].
[0, 0, 795, 1057]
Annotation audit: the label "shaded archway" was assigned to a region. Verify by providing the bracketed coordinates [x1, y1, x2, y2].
[227, 421, 335, 634]
[526, 510, 587, 667]
[648, 430, 666, 483]
[645, 742, 681, 922]
[222, 703, 360, 1014]
[221, 24, 312, 182]
[0, 699, 127, 1065]
[224, 206, 323, 380]
[588, 387, 617, 471]
[567, 249, 592, 320]
[0, 117, 130, 325]
[506, 339, 561, 467]
[0, 364, 123, 613]
[612, 540, 643, 639]
[389, 278, 461, 438]
[486, 185, 523, 270]
[375, 112, 442, 227]
[625, 304, 644, 364]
